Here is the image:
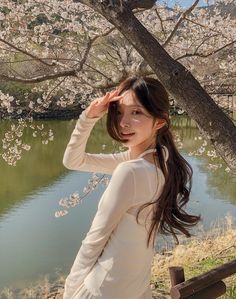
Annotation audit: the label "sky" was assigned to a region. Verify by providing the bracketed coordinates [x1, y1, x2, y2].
[158, 0, 213, 8]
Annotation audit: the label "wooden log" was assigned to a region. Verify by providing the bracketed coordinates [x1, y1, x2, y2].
[169, 267, 185, 287]
[185, 281, 226, 299]
[170, 259, 236, 298]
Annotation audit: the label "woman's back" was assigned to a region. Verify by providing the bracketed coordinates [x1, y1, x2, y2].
[83, 157, 166, 298]
[66, 155, 167, 299]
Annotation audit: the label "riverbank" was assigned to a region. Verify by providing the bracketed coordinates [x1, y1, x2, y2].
[150, 215, 236, 298]
[1, 217, 235, 299]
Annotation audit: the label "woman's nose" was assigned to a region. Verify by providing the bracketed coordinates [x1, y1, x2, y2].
[119, 114, 131, 128]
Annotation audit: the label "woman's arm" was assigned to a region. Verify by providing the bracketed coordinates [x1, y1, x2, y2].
[63, 90, 128, 174]
[62, 109, 129, 174]
[63, 162, 136, 299]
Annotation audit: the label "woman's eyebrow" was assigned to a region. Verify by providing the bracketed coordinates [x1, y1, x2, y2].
[117, 104, 143, 108]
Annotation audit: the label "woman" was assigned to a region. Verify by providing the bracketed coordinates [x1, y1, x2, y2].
[62, 76, 200, 299]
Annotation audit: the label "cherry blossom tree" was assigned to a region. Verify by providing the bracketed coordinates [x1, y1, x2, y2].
[0, 0, 236, 172]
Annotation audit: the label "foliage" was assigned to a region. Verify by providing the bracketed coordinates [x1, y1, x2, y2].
[151, 215, 236, 298]
[0, 0, 235, 165]
[0, 0, 235, 111]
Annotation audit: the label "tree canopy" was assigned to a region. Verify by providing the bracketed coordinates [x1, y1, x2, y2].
[0, 0, 235, 172]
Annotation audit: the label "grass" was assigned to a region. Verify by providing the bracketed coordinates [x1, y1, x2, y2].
[150, 215, 236, 298]
[1, 216, 236, 299]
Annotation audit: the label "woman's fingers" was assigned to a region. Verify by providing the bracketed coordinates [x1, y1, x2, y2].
[87, 90, 121, 118]
[94, 90, 121, 108]
[103, 92, 111, 101]
[109, 95, 122, 102]
[108, 90, 122, 102]
[105, 90, 116, 99]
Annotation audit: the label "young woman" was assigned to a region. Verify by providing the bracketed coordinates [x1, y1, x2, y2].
[62, 76, 200, 299]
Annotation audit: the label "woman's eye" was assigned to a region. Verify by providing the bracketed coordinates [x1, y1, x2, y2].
[117, 110, 142, 116]
[132, 110, 141, 115]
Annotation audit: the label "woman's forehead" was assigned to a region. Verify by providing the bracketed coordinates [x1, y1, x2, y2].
[118, 90, 141, 107]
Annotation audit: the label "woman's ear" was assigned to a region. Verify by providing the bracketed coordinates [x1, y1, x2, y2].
[154, 119, 166, 130]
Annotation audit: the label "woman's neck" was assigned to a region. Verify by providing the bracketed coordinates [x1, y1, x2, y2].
[128, 144, 156, 160]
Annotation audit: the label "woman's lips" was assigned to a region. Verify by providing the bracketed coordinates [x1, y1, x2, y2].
[121, 132, 135, 138]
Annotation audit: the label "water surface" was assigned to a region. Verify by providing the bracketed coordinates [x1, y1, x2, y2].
[0, 116, 235, 290]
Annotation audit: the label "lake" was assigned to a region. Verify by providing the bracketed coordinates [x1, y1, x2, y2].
[0, 115, 235, 291]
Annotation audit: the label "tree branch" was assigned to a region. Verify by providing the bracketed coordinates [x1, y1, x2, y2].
[0, 23, 117, 83]
[154, 8, 167, 38]
[176, 40, 236, 60]
[0, 70, 77, 83]
[163, 0, 199, 47]
[84, 63, 111, 80]
[0, 58, 80, 64]
[45, 77, 67, 101]
[0, 38, 54, 67]
[184, 17, 230, 40]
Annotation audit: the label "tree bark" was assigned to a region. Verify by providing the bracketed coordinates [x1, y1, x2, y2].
[79, 0, 236, 174]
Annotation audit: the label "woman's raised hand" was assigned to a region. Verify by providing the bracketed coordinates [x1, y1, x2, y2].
[85, 90, 122, 119]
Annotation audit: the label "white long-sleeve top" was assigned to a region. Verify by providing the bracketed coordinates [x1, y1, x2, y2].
[63, 110, 168, 299]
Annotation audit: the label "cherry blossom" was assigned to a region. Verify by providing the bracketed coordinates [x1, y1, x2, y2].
[0, 0, 234, 169]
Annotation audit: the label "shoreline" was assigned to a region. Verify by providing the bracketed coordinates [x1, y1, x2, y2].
[150, 216, 236, 298]
[1, 217, 235, 299]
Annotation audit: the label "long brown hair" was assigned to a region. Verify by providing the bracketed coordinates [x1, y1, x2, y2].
[107, 76, 200, 247]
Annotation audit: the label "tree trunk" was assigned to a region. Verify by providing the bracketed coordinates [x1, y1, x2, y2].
[79, 0, 236, 174]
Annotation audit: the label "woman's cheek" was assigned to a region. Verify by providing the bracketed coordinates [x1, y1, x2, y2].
[131, 116, 143, 123]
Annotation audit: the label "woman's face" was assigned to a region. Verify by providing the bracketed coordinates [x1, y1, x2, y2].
[117, 90, 160, 150]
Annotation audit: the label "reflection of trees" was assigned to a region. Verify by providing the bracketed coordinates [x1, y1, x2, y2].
[0, 120, 75, 217]
[0, 117, 116, 217]
[171, 116, 196, 128]
[202, 163, 236, 205]
[171, 116, 198, 141]
[170, 116, 236, 205]
[1, 115, 235, 218]
[86, 118, 115, 153]
[190, 152, 236, 206]
[87, 116, 130, 153]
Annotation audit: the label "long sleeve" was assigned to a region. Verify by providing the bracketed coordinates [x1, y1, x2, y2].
[63, 162, 136, 299]
[63, 110, 129, 174]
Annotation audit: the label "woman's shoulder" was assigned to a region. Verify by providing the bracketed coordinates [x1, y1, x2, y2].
[113, 158, 157, 178]
[111, 159, 161, 201]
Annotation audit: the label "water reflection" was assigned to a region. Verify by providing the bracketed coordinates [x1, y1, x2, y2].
[0, 115, 235, 290]
[0, 117, 120, 217]
[0, 120, 73, 216]
[0, 116, 236, 215]
[172, 116, 236, 205]
[0, 115, 235, 217]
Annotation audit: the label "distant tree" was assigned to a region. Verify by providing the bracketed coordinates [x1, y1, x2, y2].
[0, 0, 235, 172]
